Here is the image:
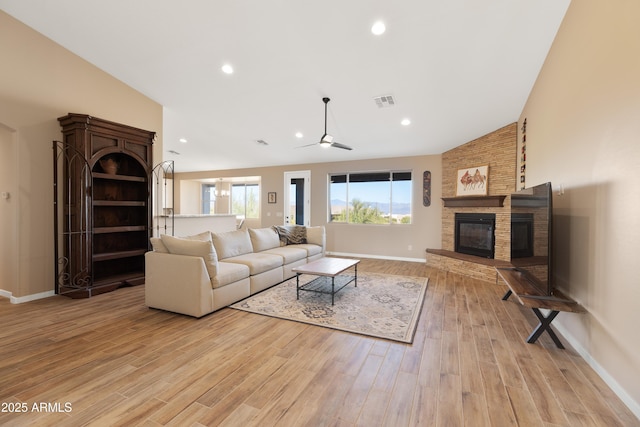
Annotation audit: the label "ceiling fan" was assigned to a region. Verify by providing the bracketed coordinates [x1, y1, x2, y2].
[299, 97, 353, 151]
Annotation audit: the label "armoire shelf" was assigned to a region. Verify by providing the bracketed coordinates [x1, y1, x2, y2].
[93, 172, 147, 182]
[93, 201, 147, 207]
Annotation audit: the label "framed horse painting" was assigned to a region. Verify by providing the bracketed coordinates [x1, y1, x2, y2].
[456, 165, 489, 196]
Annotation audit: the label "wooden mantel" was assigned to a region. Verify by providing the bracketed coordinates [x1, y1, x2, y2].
[441, 195, 506, 208]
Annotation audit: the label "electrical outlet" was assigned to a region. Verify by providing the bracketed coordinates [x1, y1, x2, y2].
[408, 244, 413, 251]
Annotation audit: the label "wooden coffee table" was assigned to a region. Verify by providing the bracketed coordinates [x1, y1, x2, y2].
[292, 257, 360, 305]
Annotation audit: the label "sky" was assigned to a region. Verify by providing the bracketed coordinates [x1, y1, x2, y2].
[332, 181, 412, 204]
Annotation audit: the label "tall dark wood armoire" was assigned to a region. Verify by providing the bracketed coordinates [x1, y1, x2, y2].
[55, 114, 155, 298]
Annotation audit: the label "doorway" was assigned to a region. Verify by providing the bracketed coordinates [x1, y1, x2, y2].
[0, 124, 17, 294]
[283, 171, 310, 226]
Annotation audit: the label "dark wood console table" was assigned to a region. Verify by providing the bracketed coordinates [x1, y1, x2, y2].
[495, 267, 584, 349]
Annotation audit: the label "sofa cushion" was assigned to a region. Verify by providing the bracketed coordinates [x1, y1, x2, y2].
[262, 246, 308, 264]
[273, 225, 307, 245]
[160, 234, 218, 279]
[183, 231, 212, 241]
[305, 226, 325, 248]
[224, 253, 284, 275]
[212, 229, 253, 259]
[249, 227, 280, 252]
[213, 261, 250, 289]
[293, 243, 323, 257]
[150, 237, 168, 253]
[151, 231, 211, 253]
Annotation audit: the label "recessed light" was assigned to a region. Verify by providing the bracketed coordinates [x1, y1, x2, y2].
[179, 138, 188, 143]
[221, 64, 234, 74]
[401, 118, 411, 126]
[295, 132, 303, 138]
[371, 21, 386, 35]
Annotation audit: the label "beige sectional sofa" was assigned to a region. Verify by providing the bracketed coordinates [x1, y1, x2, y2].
[145, 226, 325, 317]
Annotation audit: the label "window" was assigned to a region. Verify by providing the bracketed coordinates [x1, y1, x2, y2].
[329, 171, 412, 224]
[202, 184, 216, 214]
[231, 183, 260, 218]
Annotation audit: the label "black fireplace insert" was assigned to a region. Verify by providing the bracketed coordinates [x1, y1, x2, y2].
[511, 213, 534, 258]
[454, 213, 496, 258]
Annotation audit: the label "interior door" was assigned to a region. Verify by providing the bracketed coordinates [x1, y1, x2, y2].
[0, 125, 17, 294]
[283, 170, 310, 226]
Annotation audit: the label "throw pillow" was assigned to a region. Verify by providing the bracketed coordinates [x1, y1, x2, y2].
[150, 231, 210, 253]
[150, 237, 169, 253]
[160, 234, 218, 279]
[273, 225, 307, 245]
[184, 231, 212, 241]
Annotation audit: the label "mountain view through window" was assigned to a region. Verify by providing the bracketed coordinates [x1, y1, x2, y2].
[329, 172, 412, 224]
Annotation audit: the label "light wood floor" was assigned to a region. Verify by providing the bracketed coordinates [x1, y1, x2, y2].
[1, 259, 637, 426]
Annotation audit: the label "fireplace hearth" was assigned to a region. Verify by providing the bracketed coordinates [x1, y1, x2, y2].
[455, 213, 496, 259]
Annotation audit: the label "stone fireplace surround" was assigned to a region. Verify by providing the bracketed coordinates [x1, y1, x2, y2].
[426, 123, 517, 282]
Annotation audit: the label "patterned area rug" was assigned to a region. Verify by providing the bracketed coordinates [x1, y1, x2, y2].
[230, 272, 428, 343]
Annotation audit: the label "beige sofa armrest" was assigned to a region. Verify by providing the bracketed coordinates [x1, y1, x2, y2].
[145, 252, 214, 318]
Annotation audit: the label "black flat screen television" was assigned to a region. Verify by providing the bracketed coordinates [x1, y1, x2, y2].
[510, 182, 553, 296]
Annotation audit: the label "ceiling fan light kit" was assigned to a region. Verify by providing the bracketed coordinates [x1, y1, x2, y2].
[320, 133, 333, 145]
[296, 97, 353, 151]
[315, 97, 353, 151]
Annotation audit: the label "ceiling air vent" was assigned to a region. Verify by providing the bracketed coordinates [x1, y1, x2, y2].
[167, 150, 180, 155]
[373, 95, 396, 108]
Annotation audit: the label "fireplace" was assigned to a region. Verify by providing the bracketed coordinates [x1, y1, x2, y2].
[455, 213, 496, 258]
[511, 213, 534, 258]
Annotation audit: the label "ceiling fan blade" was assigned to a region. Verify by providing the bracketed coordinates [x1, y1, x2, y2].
[331, 142, 353, 150]
[295, 142, 321, 149]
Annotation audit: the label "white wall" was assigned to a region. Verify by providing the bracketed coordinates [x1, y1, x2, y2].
[178, 180, 202, 214]
[520, 0, 640, 416]
[175, 153, 442, 261]
[0, 11, 163, 298]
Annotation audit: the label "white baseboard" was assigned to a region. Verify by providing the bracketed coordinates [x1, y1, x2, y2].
[554, 323, 640, 420]
[326, 251, 425, 263]
[0, 289, 56, 304]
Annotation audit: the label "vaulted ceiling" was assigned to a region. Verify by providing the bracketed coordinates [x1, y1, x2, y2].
[0, 0, 570, 172]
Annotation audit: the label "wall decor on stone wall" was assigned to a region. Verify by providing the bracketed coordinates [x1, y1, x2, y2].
[456, 165, 488, 196]
[520, 118, 527, 189]
[423, 171, 431, 206]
